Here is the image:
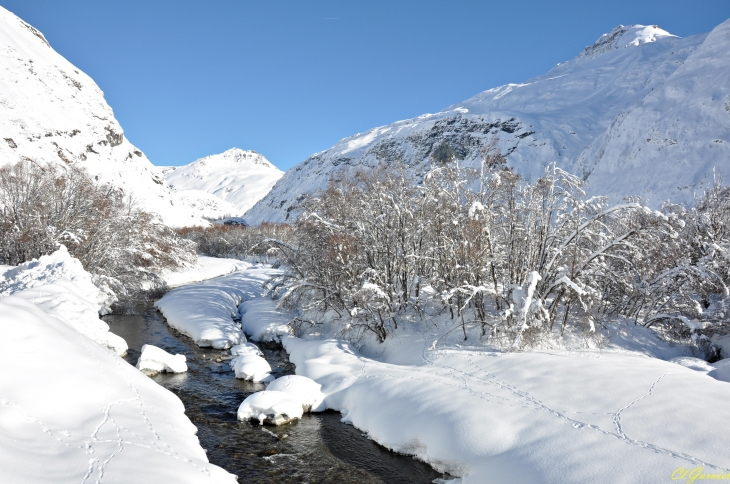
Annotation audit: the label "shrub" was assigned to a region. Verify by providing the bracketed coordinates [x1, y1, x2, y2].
[0, 159, 196, 305]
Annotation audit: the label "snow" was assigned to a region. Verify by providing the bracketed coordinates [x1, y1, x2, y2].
[170, 189, 240, 221]
[158, 256, 249, 288]
[0, 7, 204, 227]
[231, 353, 272, 382]
[266, 375, 325, 412]
[154, 274, 248, 349]
[236, 391, 304, 425]
[0, 259, 235, 482]
[154, 263, 288, 349]
[579, 24, 675, 59]
[669, 356, 715, 373]
[136, 344, 188, 375]
[0, 247, 126, 355]
[245, 19, 730, 223]
[283, 336, 730, 483]
[163, 148, 283, 219]
[709, 358, 730, 383]
[230, 342, 264, 357]
[146, 262, 730, 481]
[0, 245, 114, 312]
[239, 298, 293, 342]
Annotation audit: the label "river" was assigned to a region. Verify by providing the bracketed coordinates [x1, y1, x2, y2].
[104, 304, 445, 483]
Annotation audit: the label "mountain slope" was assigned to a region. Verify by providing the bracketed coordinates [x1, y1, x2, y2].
[578, 19, 730, 199]
[0, 6, 202, 226]
[162, 148, 283, 219]
[245, 22, 729, 224]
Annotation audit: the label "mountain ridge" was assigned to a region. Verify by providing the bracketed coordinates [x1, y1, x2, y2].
[244, 19, 729, 224]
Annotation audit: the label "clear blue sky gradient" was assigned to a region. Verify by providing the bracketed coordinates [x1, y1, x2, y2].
[2, 0, 729, 170]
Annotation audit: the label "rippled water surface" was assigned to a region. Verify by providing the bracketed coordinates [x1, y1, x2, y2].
[105, 306, 445, 483]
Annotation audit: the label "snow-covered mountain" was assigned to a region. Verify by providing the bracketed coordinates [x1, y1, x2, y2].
[245, 21, 730, 224]
[0, 7, 203, 227]
[162, 148, 283, 219]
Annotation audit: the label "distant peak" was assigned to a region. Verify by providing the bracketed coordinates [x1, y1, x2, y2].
[192, 148, 281, 172]
[578, 24, 676, 59]
[223, 147, 256, 155]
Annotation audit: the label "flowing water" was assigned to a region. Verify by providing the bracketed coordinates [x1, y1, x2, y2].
[104, 305, 445, 483]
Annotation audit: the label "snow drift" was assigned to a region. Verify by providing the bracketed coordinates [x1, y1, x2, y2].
[0, 247, 126, 355]
[283, 336, 730, 483]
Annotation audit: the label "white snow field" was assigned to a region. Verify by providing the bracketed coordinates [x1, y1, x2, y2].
[136, 344, 188, 375]
[246, 20, 730, 223]
[237, 391, 304, 426]
[154, 263, 288, 349]
[0, 247, 126, 355]
[0, 7, 204, 226]
[0, 253, 235, 483]
[162, 148, 284, 219]
[282, 336, 730, 483]
[169, 189, 241, 222]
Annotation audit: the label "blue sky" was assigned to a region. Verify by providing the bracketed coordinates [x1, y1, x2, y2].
[2, 0, 729, 170]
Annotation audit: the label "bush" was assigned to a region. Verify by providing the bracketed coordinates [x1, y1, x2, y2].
[268, 158, 730, 353]
[176, 222, 293, 261]
[0, 159, 196, 305]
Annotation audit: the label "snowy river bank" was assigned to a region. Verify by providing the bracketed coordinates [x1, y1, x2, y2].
[4, 252, 730, 483]
[155, 263, 730, 483]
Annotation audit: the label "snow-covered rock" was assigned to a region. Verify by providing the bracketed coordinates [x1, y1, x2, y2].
[136, 344, 188, 375]
[245, 19, 730, 223]
[0, 6, 203, 227]
[231, 353, 272, 382]
[163, 148, 283, 219]
[155, 265, 289, 349]
[237, 390, 304, 425]
[266, 375, 325, 412]
[230, 342, 264, 357]
[0, 247, 126, 355]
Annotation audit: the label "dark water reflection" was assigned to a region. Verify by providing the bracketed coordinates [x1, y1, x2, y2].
[104, 306, 445, 484]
